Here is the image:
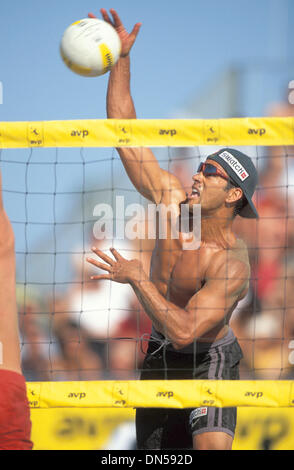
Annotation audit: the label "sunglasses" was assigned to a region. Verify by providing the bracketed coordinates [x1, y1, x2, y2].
[197, 162, 229, 181]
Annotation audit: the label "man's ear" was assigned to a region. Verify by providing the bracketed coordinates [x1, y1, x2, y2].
[225, 187, 243, 204]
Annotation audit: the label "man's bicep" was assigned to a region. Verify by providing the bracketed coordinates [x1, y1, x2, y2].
[186, 281, 236, 322]
[185, 269, 248, 337]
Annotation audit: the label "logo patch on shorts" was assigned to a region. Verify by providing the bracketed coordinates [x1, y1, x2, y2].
[189, 407, 208, 427]
[218, 151, 249, 181]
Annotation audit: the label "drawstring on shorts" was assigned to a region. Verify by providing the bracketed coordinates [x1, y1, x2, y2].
[140, 333, 171, 356]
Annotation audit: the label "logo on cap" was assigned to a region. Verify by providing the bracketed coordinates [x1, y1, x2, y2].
[218, 151, 249, 182]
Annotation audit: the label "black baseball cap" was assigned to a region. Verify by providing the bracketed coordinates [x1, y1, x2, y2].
[207, 148, 259, 219]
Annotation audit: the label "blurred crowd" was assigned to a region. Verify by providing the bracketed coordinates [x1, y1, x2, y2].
[18, 236, 154, 382]
[231, 99, 294, 380]
[18, 100, 294, 383]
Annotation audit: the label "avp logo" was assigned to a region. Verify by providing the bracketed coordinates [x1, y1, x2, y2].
[248, 128, 266, 136]
[159, 129, 177, 137]
[114, 399, 126, 406]
[288, 80, 294, 104]
[71, 129, 89, 138]
[245, 391, 263, 399]
[28, 400, 39, 407]
[156, 391, 174, 398]
[68, 392, 86, 399]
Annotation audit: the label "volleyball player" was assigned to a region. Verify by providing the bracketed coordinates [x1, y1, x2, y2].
[87, 9, 258, 450]
[0, 171, 33, 450]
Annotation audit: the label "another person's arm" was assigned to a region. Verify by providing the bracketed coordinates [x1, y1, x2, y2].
[0, 171, 34, 450]
[0, 172, 21, 374]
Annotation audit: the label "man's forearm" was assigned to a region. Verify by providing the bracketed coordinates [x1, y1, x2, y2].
[107, 56, 136, 118]
[130, 275, 190, 348]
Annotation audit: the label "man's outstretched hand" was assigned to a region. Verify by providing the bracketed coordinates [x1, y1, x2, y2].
[87, 247, 147, 284]
[88, 8, 141, 57]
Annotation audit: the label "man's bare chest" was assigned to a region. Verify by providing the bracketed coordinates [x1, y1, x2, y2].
[150, 242, 210, 307]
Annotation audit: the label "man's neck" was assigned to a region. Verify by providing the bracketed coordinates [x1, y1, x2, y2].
[179, 203, 236, 250]
[200, 213, 236, 249]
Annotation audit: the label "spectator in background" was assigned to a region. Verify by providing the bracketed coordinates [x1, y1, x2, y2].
[19, 310, 51, 382]
[234, 195, 289, 302]
[18, 287, 105, 382]
[232, 190, 292, 379]
[50, 318, 104, 381]
[51, 236, 152, 379]
[262, 98, 294, 217]
[231, 96, 294, 379]
[17, 286, 55, 382]
[232, 254, 294, 380]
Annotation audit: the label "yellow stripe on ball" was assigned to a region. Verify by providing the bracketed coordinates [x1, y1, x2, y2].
[99, 43, 114, 74]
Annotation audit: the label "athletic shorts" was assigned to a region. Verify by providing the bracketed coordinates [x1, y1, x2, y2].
[0, 369, 33, 450]
[136, 331, 243, 450]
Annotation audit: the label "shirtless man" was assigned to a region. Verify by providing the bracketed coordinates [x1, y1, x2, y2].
[87, 9, 258, 450]
[0, 170, 33, 449]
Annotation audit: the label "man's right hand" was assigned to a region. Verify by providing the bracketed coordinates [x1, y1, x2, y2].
[88, 9, 142, 57]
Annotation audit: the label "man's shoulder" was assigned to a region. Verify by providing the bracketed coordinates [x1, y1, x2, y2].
[206, 240, 250, 281]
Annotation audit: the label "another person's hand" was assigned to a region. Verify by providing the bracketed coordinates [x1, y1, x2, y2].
[88, 8, 141, 57]
[87, 247, 146, 284]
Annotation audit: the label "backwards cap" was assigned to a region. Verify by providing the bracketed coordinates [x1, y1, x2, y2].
[208, 148, 258, 219]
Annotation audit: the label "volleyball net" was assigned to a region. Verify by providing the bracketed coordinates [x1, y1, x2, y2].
[1, 117, 294, 409]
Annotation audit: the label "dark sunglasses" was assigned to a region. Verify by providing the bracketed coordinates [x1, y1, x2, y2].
[197, 162, 229, 181]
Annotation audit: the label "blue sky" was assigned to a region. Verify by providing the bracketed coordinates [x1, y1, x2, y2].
[0, 0, 294, 288]
[0, 0, 293, 121]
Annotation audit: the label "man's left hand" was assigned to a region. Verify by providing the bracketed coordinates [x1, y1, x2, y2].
[87, 247, 146, 284]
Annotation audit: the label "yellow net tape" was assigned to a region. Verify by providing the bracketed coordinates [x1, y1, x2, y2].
[27, 380, 294, 409]
[0, 117, 293, 148]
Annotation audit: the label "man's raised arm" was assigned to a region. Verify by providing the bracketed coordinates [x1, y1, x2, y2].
[89, 9, 183, 204]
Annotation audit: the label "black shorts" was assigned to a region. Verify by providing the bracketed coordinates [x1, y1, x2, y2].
[136, 334, 243, 450]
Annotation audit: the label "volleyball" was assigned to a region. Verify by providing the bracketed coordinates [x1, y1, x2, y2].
[60, 18, 121, 77]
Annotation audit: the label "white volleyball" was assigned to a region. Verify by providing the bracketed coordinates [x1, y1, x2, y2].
[60, 18, 121, 77]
